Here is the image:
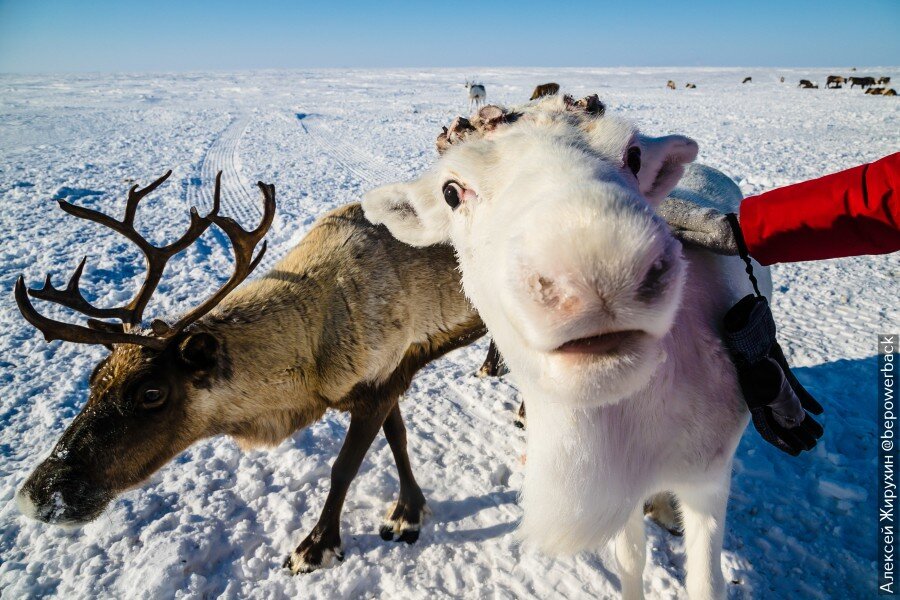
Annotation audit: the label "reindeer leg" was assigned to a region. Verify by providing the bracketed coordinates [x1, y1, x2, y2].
[476, 339, 506, 377]
[674, 472, 730, 600]
[616, 505, 647, 600]
[514, 400, 527, 429]
[379, 402, 430, 544]
[474, 340, 521, 427]
[284, 401, 392, 575]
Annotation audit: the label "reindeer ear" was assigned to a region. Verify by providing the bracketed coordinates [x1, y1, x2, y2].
[179, 332, 218, 371]
[362, 177, 450, 247]
[636, 135, 699, 205]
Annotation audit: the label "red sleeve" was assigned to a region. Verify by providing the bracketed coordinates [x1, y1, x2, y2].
[739, 152, 900, 266]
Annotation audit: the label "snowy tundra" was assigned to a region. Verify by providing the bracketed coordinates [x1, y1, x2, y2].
[364, 95, 772, 599]
[0, 68, 897, 598]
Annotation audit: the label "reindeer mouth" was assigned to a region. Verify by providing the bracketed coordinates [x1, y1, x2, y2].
[554, 330, 642, 356]
[16, 458, 115, 527]
[16, 482, 112, 527]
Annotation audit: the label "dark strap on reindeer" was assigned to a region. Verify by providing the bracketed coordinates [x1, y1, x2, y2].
[725, 212, 762, 298]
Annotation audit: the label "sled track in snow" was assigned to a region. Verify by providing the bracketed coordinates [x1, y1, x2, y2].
[296, 113, 403, 187]
[186, 114, 279, 273]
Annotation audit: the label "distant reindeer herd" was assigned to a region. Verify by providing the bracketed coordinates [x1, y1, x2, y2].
[811, 73, 893, 95]
[662, 72, 894, 96]
[465, 73, 893, 101]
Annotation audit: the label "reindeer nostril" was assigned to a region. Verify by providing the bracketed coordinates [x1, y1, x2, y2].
[637, 257, 671, 301]
[525, 274, 582, 312]
[527, 275, 559, 307]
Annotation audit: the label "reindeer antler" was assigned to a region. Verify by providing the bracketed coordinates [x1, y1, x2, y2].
[435, 95, 605, 155]
[15, 171, 276, 349]
[564, 94, 606, 115]
[435, 106, 521, 155]
[158, 180, 276, 336]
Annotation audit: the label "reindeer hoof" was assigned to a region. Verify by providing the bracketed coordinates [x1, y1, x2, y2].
[380, 501, 430, 544]
[396, 529, 420, 544]
[379, 523, 421, 544]
[379, 523, 396, 541]
[284, 536, 344, 575]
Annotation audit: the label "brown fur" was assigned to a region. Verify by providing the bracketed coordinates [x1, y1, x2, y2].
[826, 75, 845, 88]
[530, 82, 560, 100]
[666, 80, 676, 90]
[188, 203, 483, 448]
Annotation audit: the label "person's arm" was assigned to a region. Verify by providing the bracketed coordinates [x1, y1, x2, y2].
[739, 152, 900, 266]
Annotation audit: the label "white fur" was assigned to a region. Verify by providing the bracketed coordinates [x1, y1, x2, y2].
[15, 488, 38, 520]
[465, 80, 486, 111]
[15, 487, 82, 530]
[363, 96, 770, 599]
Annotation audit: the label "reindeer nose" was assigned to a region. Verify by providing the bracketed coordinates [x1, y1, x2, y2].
[510, 185, 670, 315]
[16, 457, 111, 525]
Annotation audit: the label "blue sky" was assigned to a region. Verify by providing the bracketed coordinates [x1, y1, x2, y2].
[0, 0, 897, 72]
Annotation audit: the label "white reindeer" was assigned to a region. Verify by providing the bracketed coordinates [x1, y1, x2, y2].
[465, 79, 487, 111]
[363, 95, 771, 599]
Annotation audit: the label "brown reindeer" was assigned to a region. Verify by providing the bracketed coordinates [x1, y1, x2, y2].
[666, 80, 676, 90]
[849, 76, 876, 89]
[884, 89, 898, 96]
[530, 82, 560, 100]
[826, 75, 846, 88]
[866, 87, 886, 95]
[878, 77, 892, 85]
[685, 83, 697, 89]
[742, 76, 752, 83]
[14, 171, 485, 575]
[799, 80, 818, 89]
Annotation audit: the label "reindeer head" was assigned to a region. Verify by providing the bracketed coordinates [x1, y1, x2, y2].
[364, 95, 698, 407]
[15, 172, 275, 526]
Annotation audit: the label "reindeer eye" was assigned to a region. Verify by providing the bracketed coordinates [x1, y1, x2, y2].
[136, 383, 168, 410]
[442, 181, 463, 210]
[626, 146, 641, 177]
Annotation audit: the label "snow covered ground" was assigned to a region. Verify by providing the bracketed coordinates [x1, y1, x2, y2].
[0, 67, 897, 599]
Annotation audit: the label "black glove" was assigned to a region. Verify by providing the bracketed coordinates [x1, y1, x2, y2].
[723, 294, 824, 456]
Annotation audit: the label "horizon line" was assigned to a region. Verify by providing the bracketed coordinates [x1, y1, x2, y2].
[2, 65, 897, 77]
